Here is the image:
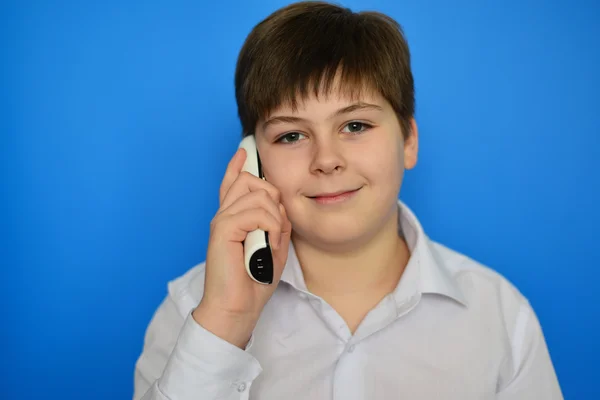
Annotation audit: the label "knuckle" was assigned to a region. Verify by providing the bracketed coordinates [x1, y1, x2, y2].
[260, 188, 271, 199]
[239, 171, 253, 181]
[260, 208, 271, 219]
[270, 186, 280, 198]
[264, 210, 276, 226]
[271, 223, 281, 236]
[210, 212, 230, 231]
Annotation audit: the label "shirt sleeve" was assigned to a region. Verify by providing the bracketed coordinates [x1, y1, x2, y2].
[133, 294, 263, 400]
[496, 302, 563, 399]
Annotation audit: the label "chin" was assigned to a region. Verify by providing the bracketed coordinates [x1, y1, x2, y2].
[286, 190, 397, 247]
[299, 226, 375, 253]
[291, 209, 380, 250]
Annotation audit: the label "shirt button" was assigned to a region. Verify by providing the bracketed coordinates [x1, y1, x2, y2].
[237, 382, 247, 392]
[348, 344, 356, 353]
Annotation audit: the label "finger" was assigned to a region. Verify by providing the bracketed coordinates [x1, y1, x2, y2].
[220, 171, 281, 211]
[215, 208, 283, 247]
[219, 189, 282, 234]
[219, 148, 246, 205]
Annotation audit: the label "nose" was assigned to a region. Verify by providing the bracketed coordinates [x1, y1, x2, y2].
[309, 137, 346, 175]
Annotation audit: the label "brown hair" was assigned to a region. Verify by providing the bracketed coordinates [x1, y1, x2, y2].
[234, 1, 415, 140]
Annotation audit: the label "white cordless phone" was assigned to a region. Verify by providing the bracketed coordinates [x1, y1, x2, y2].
[238, 135, 274, 284]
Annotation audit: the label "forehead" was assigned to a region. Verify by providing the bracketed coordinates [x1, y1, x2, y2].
[265, 82, 386, 117]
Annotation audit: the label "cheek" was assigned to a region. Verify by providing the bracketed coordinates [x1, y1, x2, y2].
[261, 153, 304, 201]
[357, 134, 404, 185]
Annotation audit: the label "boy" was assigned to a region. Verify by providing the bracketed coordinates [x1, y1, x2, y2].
[133, 1, 562, 399]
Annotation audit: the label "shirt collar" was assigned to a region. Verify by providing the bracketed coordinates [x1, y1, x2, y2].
[280, 200, 468, 307]
[396, 201, 468, 306]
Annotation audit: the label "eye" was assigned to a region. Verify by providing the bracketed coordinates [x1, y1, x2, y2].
[276, 131, 306, 144]
[341, 121, 372, 134]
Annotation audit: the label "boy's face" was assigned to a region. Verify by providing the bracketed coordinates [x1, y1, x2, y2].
[255, 88, 418, 249]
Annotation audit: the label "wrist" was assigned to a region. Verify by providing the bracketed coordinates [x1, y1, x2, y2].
[192, 301, 257, 349]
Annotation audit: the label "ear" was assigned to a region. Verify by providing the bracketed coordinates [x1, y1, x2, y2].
[403, 118, 419, 170]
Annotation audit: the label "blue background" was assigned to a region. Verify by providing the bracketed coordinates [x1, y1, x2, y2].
[2, 0, 598, 398]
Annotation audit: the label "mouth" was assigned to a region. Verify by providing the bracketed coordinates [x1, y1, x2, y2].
[307, 187, 362, 205]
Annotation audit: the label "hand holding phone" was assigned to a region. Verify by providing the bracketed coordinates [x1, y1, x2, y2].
[193, 135, 292, 348]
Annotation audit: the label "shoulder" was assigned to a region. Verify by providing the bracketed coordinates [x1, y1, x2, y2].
[425, 240, 560, 393]
[428, 239, 537, 341]
[431, 240, 529, 307]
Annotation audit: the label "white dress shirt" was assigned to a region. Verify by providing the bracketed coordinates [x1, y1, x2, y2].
[133, 200, 562, 400]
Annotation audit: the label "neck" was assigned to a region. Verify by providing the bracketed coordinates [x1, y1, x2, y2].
[291, 206, 410, 298]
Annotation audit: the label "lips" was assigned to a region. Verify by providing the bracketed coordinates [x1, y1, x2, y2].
[308, 187, 362, 205]
[309, 189, 360, 198]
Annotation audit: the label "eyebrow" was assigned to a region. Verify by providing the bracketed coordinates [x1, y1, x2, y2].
[261, 102, 383, 131]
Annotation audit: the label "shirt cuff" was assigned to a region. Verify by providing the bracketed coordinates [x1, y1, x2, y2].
[158, 311, 263, 398]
